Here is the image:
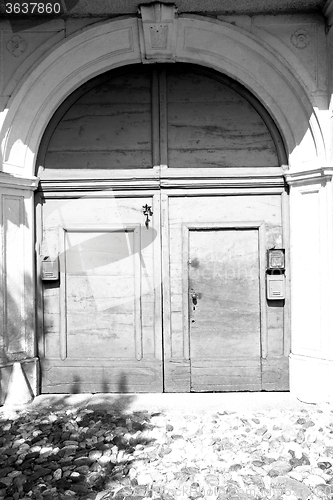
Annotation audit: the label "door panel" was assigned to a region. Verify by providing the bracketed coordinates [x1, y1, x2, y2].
[164, 195, 288, 392]
[45, 70, 153, 170]
[42, 65, 280, 176]
[189, 228, 261, 391]
[64, 229, 140, 360]
[40, 196, 162, 393]
[166, 70, 279, 168]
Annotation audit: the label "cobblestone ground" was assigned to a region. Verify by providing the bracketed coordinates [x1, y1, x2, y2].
[1, 401, 333, 500]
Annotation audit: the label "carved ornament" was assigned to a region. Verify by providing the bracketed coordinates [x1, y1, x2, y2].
[6, 36, 27, 57]
[138, 2, 177, 61]
[291, 29, 311, 49]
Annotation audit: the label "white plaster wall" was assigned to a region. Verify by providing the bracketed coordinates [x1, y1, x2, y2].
[286, 19, 333, 403]
[286, 175, 333, 402]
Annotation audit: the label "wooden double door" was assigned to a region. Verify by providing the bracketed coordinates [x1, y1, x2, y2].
[37, 63, 288, 393]
[38, 192, 288, 393]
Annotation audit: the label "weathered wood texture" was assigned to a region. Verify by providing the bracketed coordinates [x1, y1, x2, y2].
[166, 71, 279, 168]
[41, 196, 163, 393]
[45, 71, 153, 170]
[39, 64, 287, 393]
[189, 229, 261, 391]
[41, 360, 161, 393]
[41, 192, 287, 392]
[42, 65, 279, 174]
[165, 195, 287, 392]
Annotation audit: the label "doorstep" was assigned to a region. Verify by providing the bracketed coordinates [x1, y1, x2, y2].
[20, 391, 315, 414]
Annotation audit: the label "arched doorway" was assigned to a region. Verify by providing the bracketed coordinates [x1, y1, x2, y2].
[36, 63, 289, 393]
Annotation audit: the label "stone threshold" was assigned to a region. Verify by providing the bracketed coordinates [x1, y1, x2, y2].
[15, 391, 318, 414]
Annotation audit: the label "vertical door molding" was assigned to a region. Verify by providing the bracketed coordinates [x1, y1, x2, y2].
[161, 193, 171, 361]
[159, 69, 168, 167]
[282, 190, 291, 357]
[133, 225, 143, 361]
[152, 70, 161, 168]
[59, 227, 67, 361]
[152, 194, 163, 361]
[258, 222, 268, 359]
[181, 223, 190, 361]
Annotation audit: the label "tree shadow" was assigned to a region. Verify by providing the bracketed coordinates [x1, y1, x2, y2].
[0, 374, 158, 499]
[35, 372, 137, 413]
[0, 269, 37, 406]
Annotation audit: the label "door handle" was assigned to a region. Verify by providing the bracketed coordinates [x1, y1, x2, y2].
[191, 293, 198, 306]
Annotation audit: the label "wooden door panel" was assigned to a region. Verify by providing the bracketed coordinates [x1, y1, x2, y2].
[189, 229, 261, 391]
[42, 361, 161, 393]
[189, 230, 260, 358]
[41, 196, 162, 393]
[262, 357, 289, 391]
[45, 71, 153, 170]
[191, 359, 261, 392]
[165, 195, 288, 392]
[166, 71, 279, 168]
[64, 229, 138, 359]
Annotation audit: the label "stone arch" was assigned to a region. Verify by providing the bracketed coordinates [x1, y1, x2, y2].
[0, 12, 325, 178]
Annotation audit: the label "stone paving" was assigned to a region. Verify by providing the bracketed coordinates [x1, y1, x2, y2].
[1, 396, 333, 500]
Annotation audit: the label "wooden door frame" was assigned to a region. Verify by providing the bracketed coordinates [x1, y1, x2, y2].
[181, 221, 267, 362]
[34, 57, 290, 392]
[37, 190, 288, 392]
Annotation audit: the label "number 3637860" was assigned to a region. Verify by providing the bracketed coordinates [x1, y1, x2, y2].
[5, 3, 62, 14]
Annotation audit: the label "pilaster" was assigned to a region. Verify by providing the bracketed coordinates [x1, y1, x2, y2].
[0, 173, 39, 404]
[285, 167, 333, 402]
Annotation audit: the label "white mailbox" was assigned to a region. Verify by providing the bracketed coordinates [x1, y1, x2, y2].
[41, 256, 59, 281]
[267, 274, 285, 300]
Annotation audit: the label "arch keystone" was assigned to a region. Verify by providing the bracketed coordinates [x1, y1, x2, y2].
[139, 2, 177, 61]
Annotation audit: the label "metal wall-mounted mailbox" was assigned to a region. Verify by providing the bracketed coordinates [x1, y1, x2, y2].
[267, 248, 285, 271]
[266, 274, 285, 300]
[41, 256, 59, 281]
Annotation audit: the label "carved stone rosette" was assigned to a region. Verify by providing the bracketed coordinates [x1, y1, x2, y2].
[291, 29, 311, 49]
[6, 35, 27, 57]
[139, 2, 177, 61]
